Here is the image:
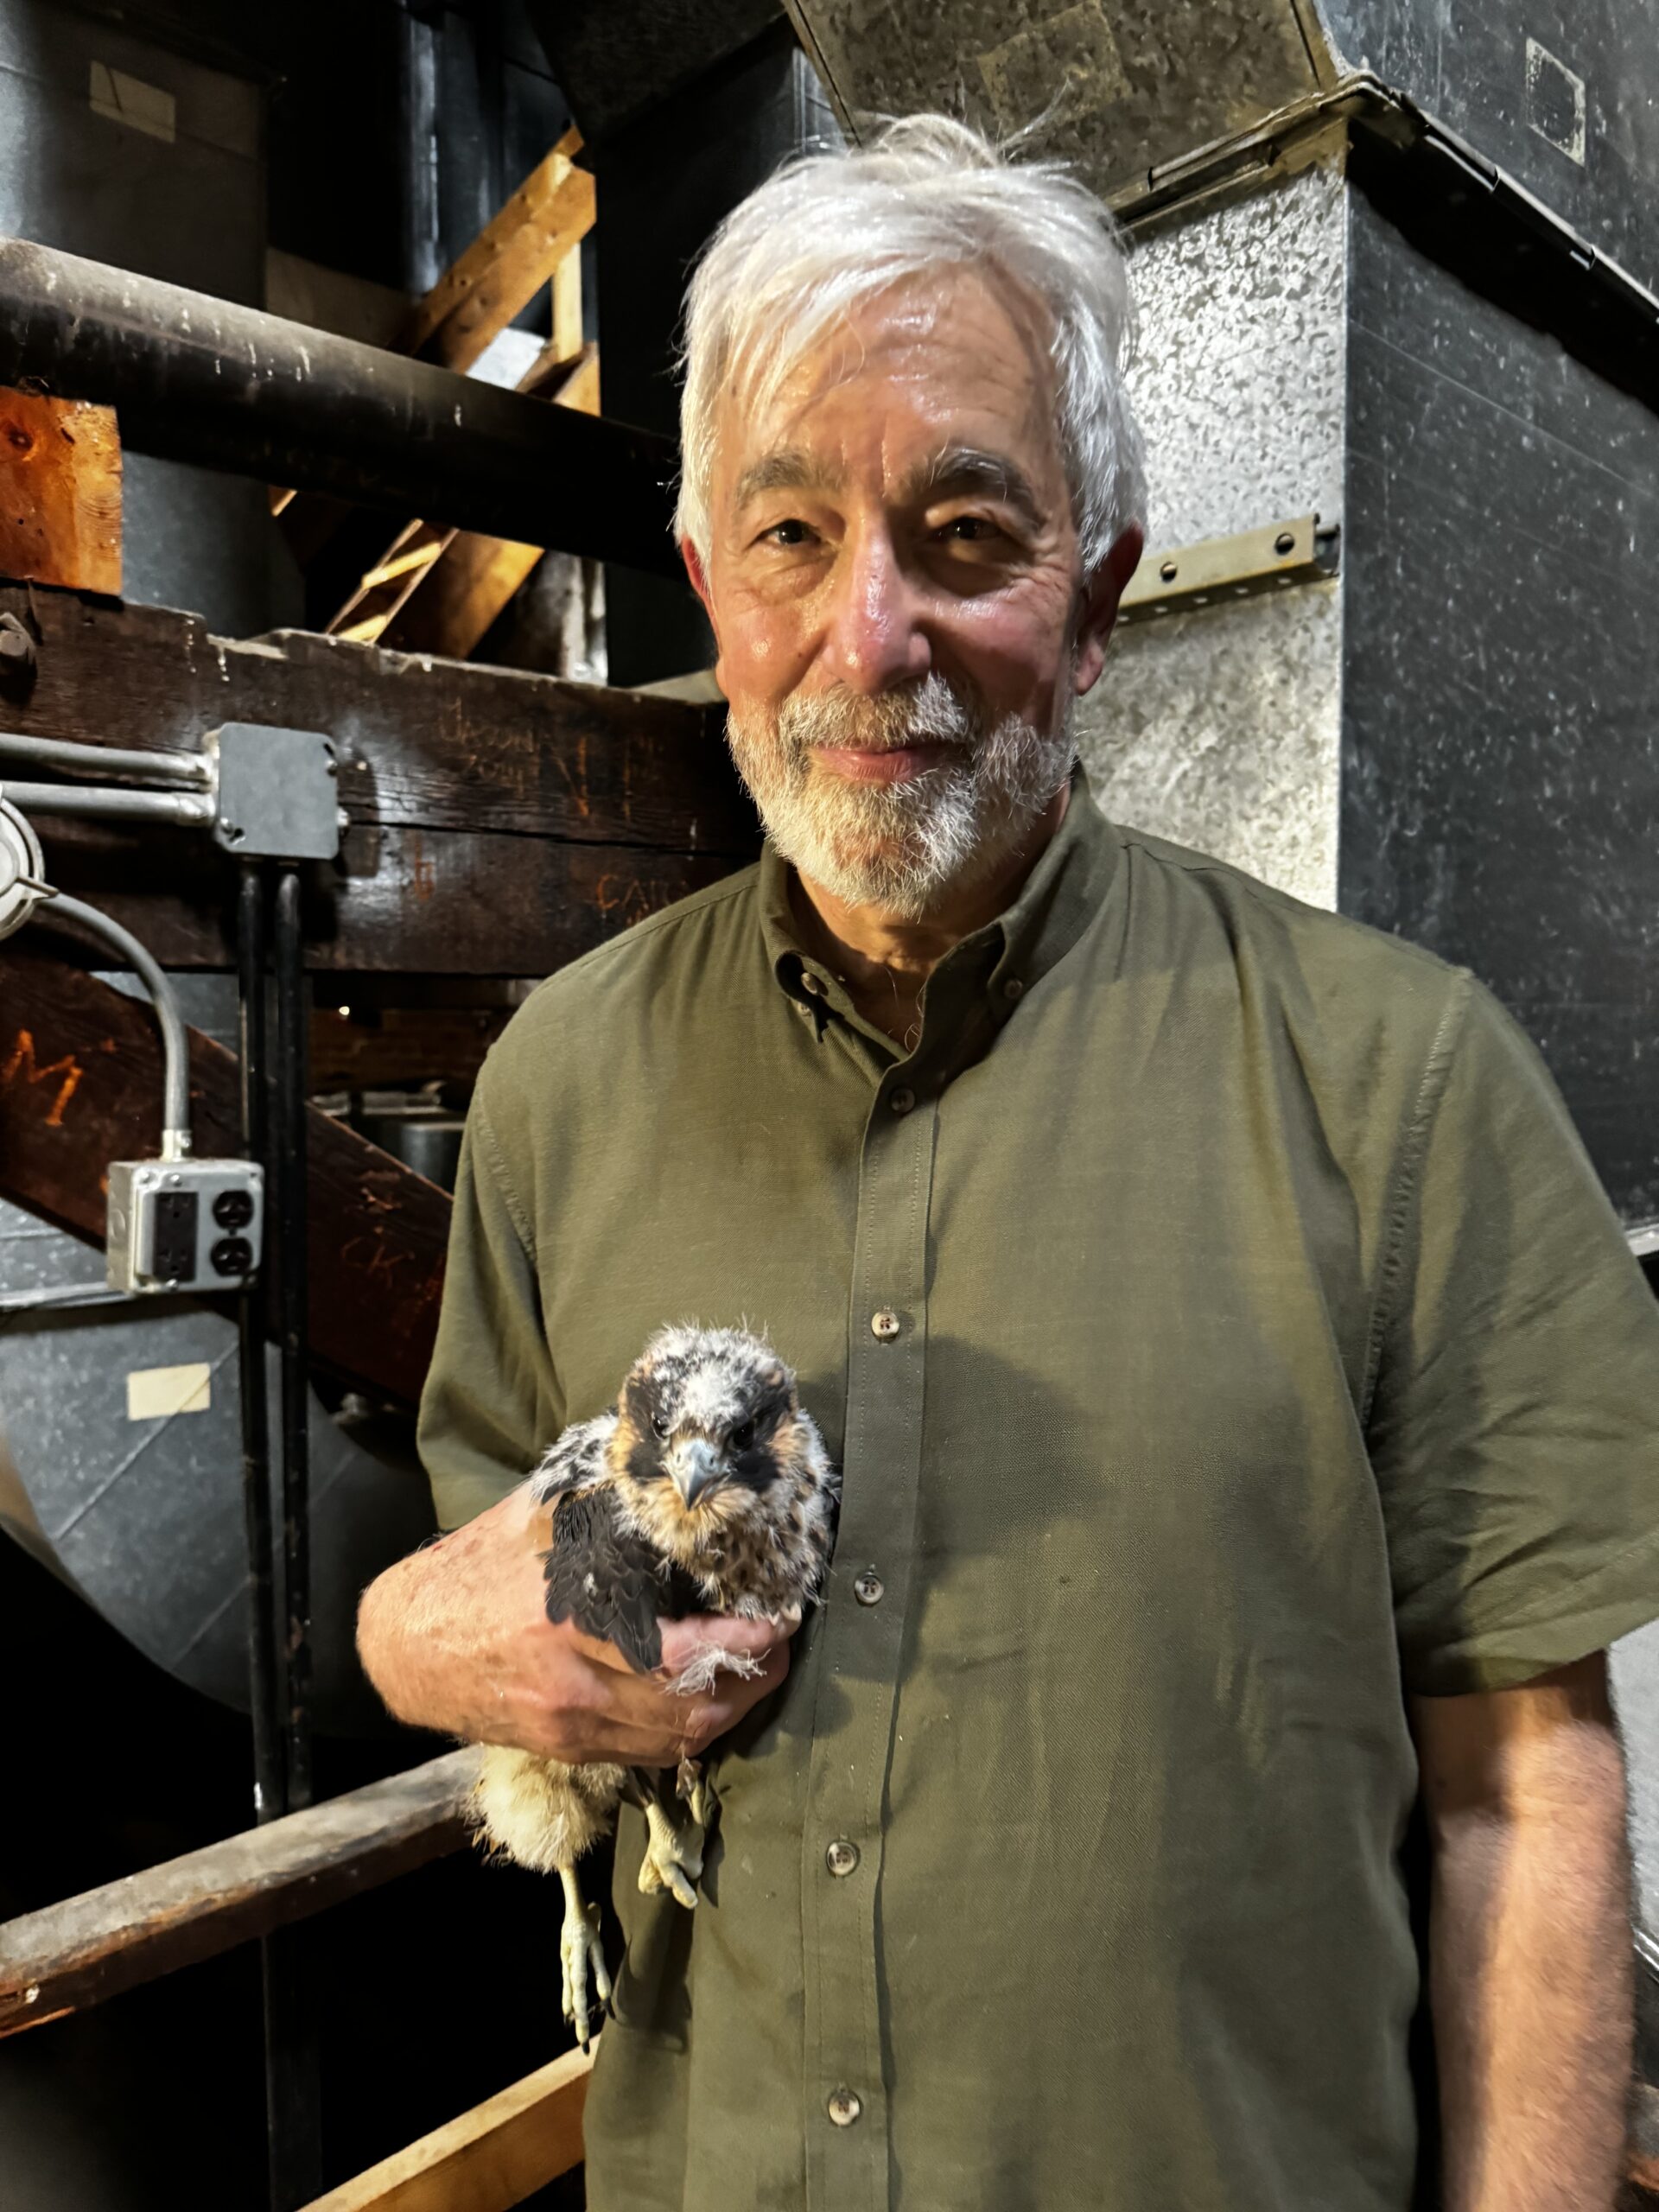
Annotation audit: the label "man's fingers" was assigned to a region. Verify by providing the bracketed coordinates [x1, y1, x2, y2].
[680, 1640, 791, 1753]
[658, 1611, 793, 1675]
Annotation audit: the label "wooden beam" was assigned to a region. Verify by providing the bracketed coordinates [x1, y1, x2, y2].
[0, 949, 452, 1400]
[333, 332, 600, 659]
[0, 582, 748, 851]
[0, 389, 121, 592]
[0, 582, 756, 973]
[0, 1751, 474, 2037]
[378, 344, 604, 665]
[399, 131, 594, 375]
[299, 2047, 592, 2212]
[30, 817, 739, 974]
[278, 133, 596, 571]
[311, 1004, 510, 1090]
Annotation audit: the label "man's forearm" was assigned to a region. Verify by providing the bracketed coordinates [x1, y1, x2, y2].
[1421, 1665, 1632, 2212]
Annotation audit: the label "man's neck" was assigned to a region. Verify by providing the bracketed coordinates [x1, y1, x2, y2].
[788, 779, 1071, 1049]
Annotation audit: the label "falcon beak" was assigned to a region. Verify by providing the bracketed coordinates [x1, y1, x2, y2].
[667, 1436, 725, 1510]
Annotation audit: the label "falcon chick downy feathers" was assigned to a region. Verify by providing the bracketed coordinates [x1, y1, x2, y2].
[470, 1324, 838, 2046]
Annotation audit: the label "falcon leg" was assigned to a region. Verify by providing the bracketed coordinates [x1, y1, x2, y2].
[677, 1755, 716, 1830]
[558, 1862, 612, 2052]
[639, 1794, 702, 1910]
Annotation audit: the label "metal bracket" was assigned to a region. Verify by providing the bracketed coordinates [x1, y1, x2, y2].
[1118, 513, 1340, 625]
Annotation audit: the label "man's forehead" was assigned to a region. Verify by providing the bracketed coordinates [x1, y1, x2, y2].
[715, 268, 1061, 505]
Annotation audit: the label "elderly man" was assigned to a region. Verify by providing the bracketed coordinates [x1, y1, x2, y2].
[358, 117, 1659, 2209]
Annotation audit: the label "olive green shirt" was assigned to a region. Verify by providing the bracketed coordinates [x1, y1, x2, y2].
[419, 770, 1659, 2212]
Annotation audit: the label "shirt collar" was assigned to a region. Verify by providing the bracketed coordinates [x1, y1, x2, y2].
[760, 759, 1120, 1039]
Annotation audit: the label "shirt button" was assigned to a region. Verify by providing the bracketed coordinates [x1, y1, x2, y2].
[887, 1086, 916, 1115]
[827, 2087, 862, 2127]
[1001, 976, 1024, 1001]
[853, 1569, 884, 1606]
[825, 1838, 860, 1877]
[800, 972, 826, 998]
[870, 1308, 900, 1341]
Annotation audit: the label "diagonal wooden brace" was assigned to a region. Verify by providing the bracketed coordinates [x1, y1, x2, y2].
[0, 944, 451, 1404]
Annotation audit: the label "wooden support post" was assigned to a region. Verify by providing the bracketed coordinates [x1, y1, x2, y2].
[0, 950, 452, 1403]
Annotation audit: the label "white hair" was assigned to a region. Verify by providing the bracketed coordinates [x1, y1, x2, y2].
[674, 112, 1146, 571]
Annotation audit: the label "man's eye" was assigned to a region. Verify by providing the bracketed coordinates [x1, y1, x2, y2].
[652, 1411, 671, 1440]
[729, 1418, 757, 1452]
[762, 518, 812, 547]
[937, 515, 999, 543]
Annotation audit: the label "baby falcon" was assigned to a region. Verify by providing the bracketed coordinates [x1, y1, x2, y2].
[470, 1323, 838, 2048]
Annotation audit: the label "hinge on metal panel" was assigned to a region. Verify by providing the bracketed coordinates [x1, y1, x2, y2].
[1117, 513, 1340, 625]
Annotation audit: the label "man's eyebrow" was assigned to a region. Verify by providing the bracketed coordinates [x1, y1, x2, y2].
[733, 450, 847, 507]
[903, 446, 1045, 527]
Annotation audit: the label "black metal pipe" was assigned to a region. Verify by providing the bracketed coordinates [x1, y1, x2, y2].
[267, 867, 321, 2209]
[235, 863, 282, 1828]
[271, 868, 313, 1815]
[0, 235, 683, 577]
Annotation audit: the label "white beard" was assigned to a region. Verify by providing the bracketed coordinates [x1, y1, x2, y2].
[726, 672, 1075, 922]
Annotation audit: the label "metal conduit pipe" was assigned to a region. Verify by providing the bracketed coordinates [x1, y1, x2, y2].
[0, 235, 683, 577]
[0, 729, 213, 786]
[43, 892, 192, 1160]
[1, 781, 215, 827]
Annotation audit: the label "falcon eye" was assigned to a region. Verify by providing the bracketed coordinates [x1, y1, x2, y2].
[729, 1417, 756, 1452]
[651, 1410, 671, 1440]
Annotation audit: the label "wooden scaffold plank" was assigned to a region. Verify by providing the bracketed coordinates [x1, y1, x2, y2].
[0, 1751, 474, 2037]
[299, 2047, 594, 2212]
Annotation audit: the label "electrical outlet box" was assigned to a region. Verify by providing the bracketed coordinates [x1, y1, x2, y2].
[105, 1159, 265, 1294]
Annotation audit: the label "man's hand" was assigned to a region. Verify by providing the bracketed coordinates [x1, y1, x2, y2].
[1414, 1652, 1632, 2212]
[356, 1481, 793, 1765]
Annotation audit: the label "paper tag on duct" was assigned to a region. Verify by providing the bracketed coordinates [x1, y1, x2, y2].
[126, 1363, 212, 1421]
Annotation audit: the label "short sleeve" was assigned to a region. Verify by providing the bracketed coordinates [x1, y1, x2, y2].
[1367, 971, 1659, 1694]
[416, 1083, 562, 1531]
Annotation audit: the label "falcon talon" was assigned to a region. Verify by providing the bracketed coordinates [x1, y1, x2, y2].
[467, 1326, 837, 1993]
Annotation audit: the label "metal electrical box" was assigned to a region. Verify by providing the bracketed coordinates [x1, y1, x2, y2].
[105, 1158, 264, 1294]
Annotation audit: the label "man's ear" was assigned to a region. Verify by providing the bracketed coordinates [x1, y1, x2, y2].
[1071, 524, 1145, 697]
[682, 536, 714, 621]
[680, 535, 727, 682]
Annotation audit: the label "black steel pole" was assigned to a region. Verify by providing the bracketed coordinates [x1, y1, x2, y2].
[273, 868, 314, 1815]
[266, 867, 320, 2209]
[236, 863, 283, 1826]
[238, 863, 306, 2208]
[0, 235, 681, 576]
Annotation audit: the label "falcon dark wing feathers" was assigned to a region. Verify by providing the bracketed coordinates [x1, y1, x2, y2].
[542, 1486, 704, 1674]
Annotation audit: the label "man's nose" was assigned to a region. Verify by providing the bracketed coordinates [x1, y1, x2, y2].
[821, 526, 931, 696]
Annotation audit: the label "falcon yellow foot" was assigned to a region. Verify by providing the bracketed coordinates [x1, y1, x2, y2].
[639, 1796, 702, 1909]
[558, 1865, 612, 2052]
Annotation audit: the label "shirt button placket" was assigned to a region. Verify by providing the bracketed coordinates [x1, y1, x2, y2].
[801, 1074, 935, 2211]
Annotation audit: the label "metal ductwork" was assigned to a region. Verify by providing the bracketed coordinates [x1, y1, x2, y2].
[0, 979, 435, 1734]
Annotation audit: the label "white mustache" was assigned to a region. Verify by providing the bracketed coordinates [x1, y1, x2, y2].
[776, 673, 986, 758]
